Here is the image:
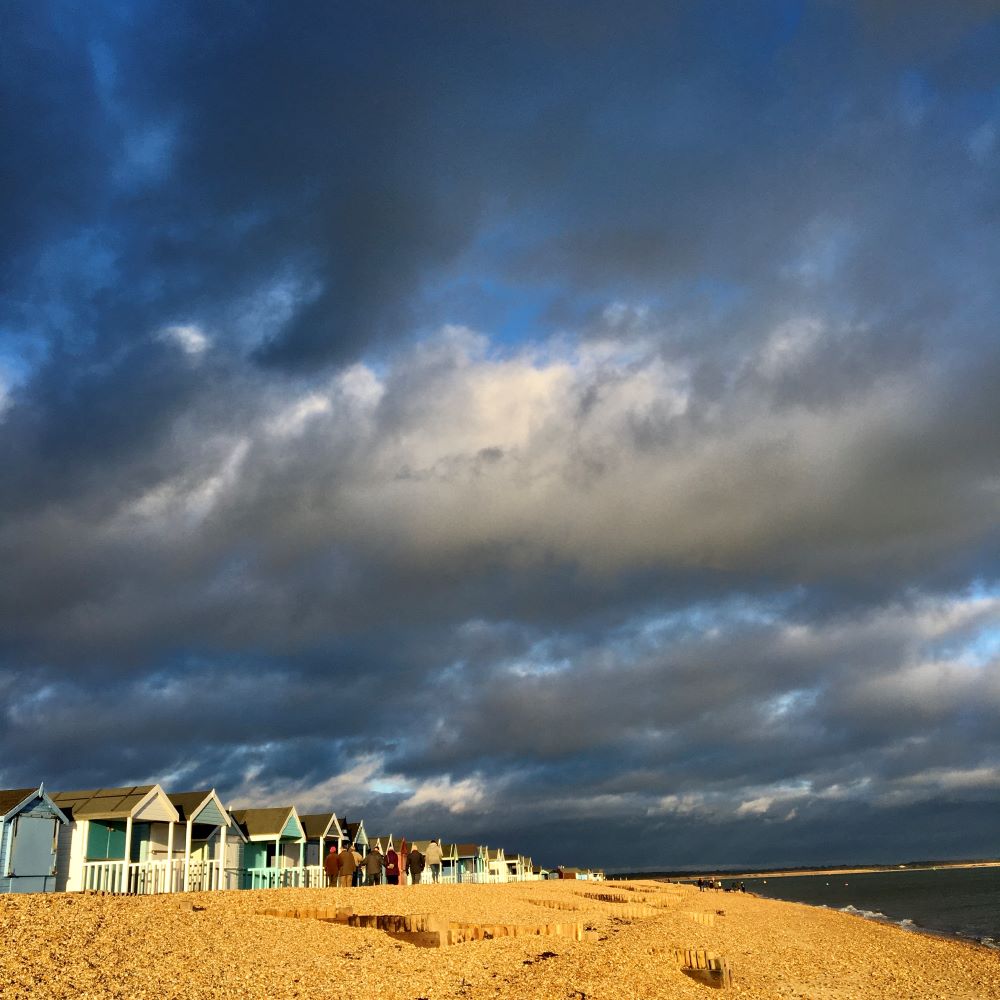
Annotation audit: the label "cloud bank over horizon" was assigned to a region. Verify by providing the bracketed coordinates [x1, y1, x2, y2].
[2, 1, 999, 869]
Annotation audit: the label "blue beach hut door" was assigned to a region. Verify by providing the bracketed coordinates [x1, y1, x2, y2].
[9, 815, 57, 892]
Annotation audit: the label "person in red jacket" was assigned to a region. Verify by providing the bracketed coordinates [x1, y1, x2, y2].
[385, 846, 400, 885]
[323, 845, 339, 887]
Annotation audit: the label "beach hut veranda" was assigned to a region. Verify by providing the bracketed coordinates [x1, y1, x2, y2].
[0, 785, 68, 894]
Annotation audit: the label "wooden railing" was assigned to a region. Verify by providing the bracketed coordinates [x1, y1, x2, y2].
[82, 859, 185, 895]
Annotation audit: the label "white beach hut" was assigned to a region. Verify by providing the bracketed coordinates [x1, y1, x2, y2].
[52, 785, 180, 893]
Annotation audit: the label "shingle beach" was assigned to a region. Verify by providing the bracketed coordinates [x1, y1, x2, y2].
[2, 879, 997, 999]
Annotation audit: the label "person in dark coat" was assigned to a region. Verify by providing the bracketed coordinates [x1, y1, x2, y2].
[406, 844, 425, 885]
[323, 845, 339, 887]
[337, 843, 357, 887]
[365, 846, 385, 886]
[385, 846, 400, 885]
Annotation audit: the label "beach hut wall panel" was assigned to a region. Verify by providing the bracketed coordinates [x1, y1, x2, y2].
[0, 787, 68, 894]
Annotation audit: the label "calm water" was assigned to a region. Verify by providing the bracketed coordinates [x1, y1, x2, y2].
[733, 867, 1000, 948]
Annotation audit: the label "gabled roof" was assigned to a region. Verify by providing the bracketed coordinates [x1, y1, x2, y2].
[0, 785, 69, 824]
[229, 806, 303, 841]
[488, 847, 505, 861]
[299, 812, 341, 840]
[52, 785, 178, 823]
[168, 790, 230, 826]
[453, 842, 484, 857]
[343, 820, 366, 843]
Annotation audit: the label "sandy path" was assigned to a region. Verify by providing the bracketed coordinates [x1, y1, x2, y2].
[1, 879, 997, 998]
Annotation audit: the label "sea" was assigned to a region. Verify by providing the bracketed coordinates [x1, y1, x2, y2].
[725, 866, 1000, 949]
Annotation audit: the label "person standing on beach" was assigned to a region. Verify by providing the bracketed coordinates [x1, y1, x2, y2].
[424, 838, 444, 883]
[365, 845, 385, 886]
[406, 844, 425, 885]
[351, 844, 364, 886]
[323, 845, 339, 887]
[337, 843, 357, 887]
[385, 845, 400, 885]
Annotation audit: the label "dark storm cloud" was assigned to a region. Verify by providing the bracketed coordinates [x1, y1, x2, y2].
[2, 1, 999, 867]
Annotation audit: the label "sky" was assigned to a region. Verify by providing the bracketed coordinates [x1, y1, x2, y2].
[2, 1, 999, 871]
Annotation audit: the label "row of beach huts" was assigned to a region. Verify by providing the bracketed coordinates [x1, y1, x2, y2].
[0, 783, 604, 895]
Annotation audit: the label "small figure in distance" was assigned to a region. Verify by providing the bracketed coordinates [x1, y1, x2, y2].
[337, 842, 357, 888]
[424, 838, 444, 883]
[365, 844, 385, 886]
[323, 844, 339, 887]
[351, 843, 364, 887]
[407, 843, 425, 885]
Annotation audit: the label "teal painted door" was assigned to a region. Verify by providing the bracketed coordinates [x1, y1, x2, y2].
[244, 842, 267, 868]
[9, 816, 57, 892]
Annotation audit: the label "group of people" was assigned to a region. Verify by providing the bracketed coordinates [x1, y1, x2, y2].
[323, 838, 446, 887]
[696, 877, 747, 893]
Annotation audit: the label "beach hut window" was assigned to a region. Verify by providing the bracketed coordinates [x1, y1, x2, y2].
[87, 820, 127, 860]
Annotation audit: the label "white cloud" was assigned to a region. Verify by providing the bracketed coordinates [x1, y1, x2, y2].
[394, 774, 487, 815]
[162, 323, 209, 355]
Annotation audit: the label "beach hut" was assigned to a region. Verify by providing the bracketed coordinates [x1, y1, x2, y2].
[300, 812, 345, 886]
[454, 843, 488, 883]
[168, 790, 233, 892]
[505, 853, 523, 882]
[441, 842, 459, 883]
[52, 785, 180, 893]
[487, 847, 508, 883]
[229, 806, 306, 888]
[0, 785, 68, 894]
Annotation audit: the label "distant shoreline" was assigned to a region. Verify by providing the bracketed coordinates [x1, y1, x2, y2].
[617, 859, 1000, 881]
[688, 861, 1000, 880]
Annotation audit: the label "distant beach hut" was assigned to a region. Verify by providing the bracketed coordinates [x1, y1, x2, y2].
[487, 848, 508, 883]
[168, 790, 233, 892]
[441, 842, 459, 883]
[300, 812, 345, 886]
[229, 806, 306, 888]
[0, 785, 68, 894]
[453, 843, 488, 883]
[341, 818, 368, 856]
[52, 785, 180, 893]
[505, 853, 524, 882]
